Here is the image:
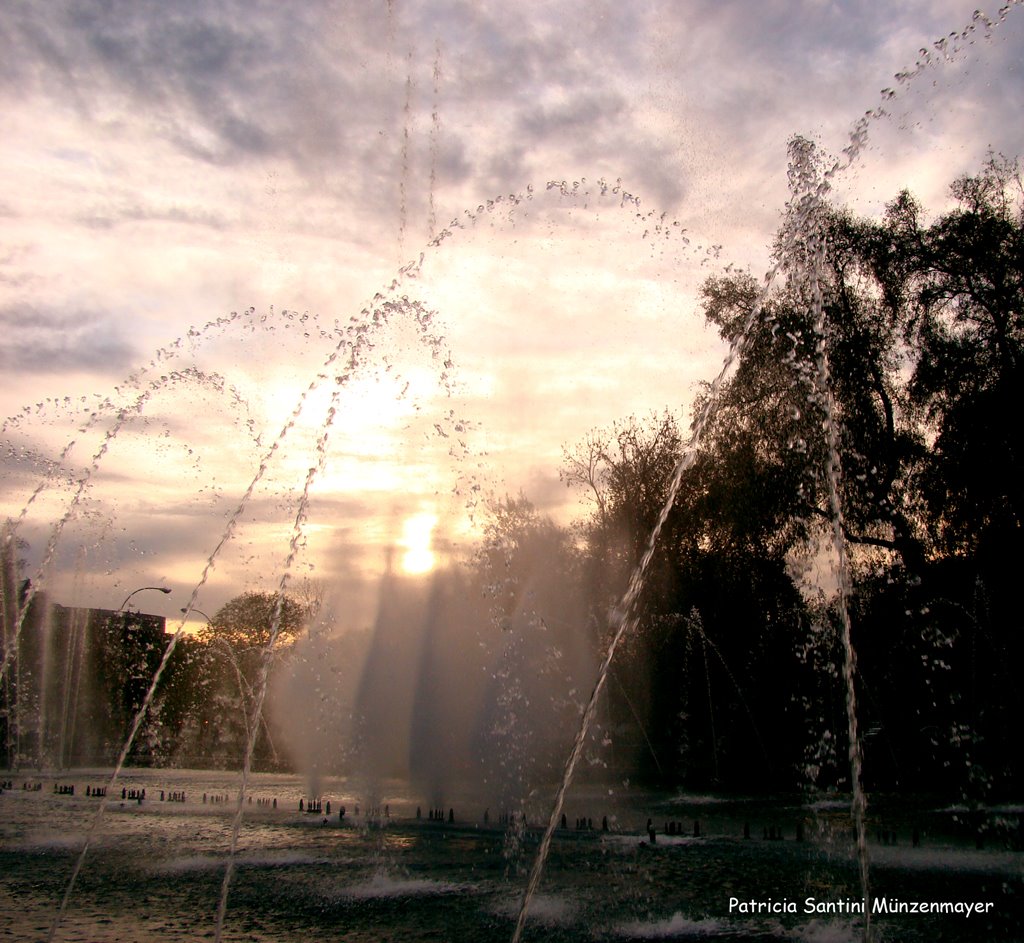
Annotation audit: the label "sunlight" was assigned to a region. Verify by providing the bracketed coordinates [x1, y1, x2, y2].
[399, 512, 437, 574]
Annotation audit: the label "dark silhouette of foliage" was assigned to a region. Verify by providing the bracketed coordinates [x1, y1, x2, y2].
[192, 590, 305, 767]
[203, 591, 306, 650]
[561, 154, 1024, 797]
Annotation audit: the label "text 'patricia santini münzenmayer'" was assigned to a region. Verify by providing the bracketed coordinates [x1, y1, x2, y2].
[728, 897, 995, 917]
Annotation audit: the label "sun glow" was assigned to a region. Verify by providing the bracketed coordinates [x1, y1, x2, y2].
[399, 512, 437, 574]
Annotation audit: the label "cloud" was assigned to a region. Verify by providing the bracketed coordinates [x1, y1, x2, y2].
[0, 304, 138, 374]
[2, 0, 680, 215]
[75, 201, 230, 231]
[3, 2, 371, 165]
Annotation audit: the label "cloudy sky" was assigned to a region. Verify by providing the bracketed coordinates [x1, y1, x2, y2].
[1, 0, 1021, 631]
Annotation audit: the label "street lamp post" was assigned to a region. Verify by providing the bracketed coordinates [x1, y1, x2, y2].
[118, 586, 172, 612]
[111, 587, 172, 748]
[181, 607, 212, 623]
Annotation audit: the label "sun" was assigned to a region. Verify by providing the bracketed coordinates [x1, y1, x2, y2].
[399, 513, 437, 574]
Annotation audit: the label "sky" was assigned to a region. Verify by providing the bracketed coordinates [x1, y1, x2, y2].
[0, 0, 1022, 633]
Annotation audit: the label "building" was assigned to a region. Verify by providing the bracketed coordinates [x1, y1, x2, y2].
[1, 579, 168, 769]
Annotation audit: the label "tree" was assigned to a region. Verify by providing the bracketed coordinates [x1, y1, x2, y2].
[561, 411, 687, 617]
[557, 153, 1024, 795]
[698, 210, 928, 575]
[867, 155, 1024, 795]
[562, 413, 811, 788]
[903, 155, 1023, 558]
[686, 151, 1024, 795]
[291, 576, 327, 630]
[202, 591, 306, 650]
[195, 591, 306, 768]
[470, 494, 595, 797]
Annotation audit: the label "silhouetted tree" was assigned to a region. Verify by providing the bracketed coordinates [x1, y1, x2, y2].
[560, 153, 1024, 796]
[195, 591, 305, 767]
[848, 154, 1024, 795]
[203, 591, 305, 650]
[471, 494, 595, 797]
[562, 412, 811, 788]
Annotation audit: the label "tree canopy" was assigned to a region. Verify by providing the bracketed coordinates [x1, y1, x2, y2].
[202, 591, 306, 650]
[558, 152, 1024, 796]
